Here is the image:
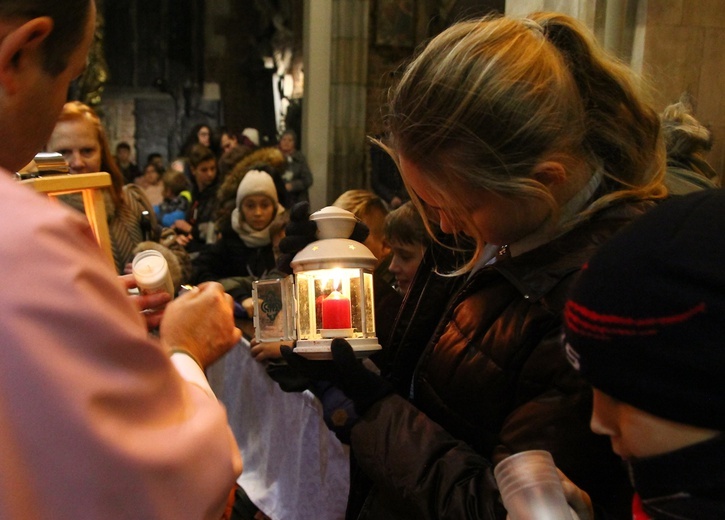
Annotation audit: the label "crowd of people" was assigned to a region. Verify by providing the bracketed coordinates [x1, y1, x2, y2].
[2, 1, 723, 519]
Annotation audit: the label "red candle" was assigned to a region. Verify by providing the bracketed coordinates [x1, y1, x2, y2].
[322, 290, 351, 329]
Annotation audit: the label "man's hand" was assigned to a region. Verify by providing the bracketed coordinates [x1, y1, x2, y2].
[160, 282, 242, 369]
[120, 273, 172, 330]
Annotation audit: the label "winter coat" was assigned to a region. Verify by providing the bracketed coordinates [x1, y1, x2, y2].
[185, 179, 220, 253]
[630, 434, 725, 519]
[347, 200, 654, 520]
[282, 151, 313, 206]
[191, 231, 276, 300]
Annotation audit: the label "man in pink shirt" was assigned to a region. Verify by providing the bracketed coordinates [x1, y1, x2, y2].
[0, 1, 243, 518]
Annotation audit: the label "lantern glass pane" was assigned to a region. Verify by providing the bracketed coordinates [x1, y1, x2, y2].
[296, 267, 368, 338]
[252, 277, 296, 342]
[363, 272, 375, 336]
[296, 273, 312, 339]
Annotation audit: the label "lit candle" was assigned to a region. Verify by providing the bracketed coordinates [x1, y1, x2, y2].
[132, 250, 174, 297]
[321, 290, 351, 330]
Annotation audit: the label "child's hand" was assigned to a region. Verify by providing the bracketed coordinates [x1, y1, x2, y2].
[249, 339, 290, 363]
[175, 233, 192, 247]
[241, 297, 254, 317]
[557, 469, 593, 520]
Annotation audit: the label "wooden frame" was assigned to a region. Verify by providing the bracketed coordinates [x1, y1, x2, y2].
[21, 172, 114, 266]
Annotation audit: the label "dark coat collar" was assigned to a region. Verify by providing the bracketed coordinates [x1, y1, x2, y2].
[489, 201, 654, 301]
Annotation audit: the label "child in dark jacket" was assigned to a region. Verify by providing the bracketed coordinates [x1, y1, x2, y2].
[562, 190, 725, 520]
[155, 169, 191, 228]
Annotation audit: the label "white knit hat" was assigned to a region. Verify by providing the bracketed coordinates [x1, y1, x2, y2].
[236, 169, 278, 208]
[241, 127, 260, 146]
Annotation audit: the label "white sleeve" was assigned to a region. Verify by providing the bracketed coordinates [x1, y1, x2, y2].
[171, 351, 217, 399]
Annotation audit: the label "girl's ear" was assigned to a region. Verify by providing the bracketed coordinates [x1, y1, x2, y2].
[531, 161, 567, 188]
[0, 17, 53, 95]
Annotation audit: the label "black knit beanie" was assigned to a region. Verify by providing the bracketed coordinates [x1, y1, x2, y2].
[564, 189, 725, 431]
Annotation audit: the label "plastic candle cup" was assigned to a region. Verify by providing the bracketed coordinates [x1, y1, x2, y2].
[132, 250, 174, 297]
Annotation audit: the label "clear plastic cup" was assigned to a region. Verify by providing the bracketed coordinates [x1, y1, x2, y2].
[494, 450, 578, 520]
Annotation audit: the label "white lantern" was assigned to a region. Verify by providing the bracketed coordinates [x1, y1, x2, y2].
[253, 206, 381, 360]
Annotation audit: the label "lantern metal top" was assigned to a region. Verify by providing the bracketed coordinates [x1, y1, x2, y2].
[290, 206, 377, 272]
[310, 206, 357, 239]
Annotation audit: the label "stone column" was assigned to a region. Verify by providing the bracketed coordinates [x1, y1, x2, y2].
[328, 0, 370, 203]
[303, 0, 370, 208]
[303, 0, 332, 210]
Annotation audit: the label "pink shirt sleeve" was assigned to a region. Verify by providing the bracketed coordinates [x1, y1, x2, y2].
[0, 174, 241, 519]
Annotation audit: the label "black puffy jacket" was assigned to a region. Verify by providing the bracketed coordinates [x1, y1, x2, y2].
[348, 201, 654, 520]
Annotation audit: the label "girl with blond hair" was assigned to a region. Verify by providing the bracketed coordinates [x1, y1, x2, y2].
[287, 12, 668, 519]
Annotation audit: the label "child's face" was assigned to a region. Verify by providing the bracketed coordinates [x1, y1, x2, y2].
[143, 165, 160, 183]
[241, 195, 276, 231]
[191, 159, 217, 190]
[221, 133, 237, 154]
[590, 389, 718, 460]
[387, 239, 425, 294]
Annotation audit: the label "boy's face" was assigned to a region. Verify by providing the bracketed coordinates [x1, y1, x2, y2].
[117, 147, 130, 162]
[590, 389, 718, 460]
[221, 133, 237, 154]
[387, 239, 425, 294]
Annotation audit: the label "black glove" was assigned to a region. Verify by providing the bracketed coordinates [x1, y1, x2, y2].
[280, 338, 393, 415]
[276, 201, 371, 275]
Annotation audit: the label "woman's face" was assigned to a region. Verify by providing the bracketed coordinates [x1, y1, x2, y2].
[197, 126, 211, 147]
[191, 158, 217, 191]
[241, 195, 276, 231]
[47, 119, 102, 174]
[399, 154, 550, 246]
[279, 134, 295, 154]
[387, 239, 425, 294]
